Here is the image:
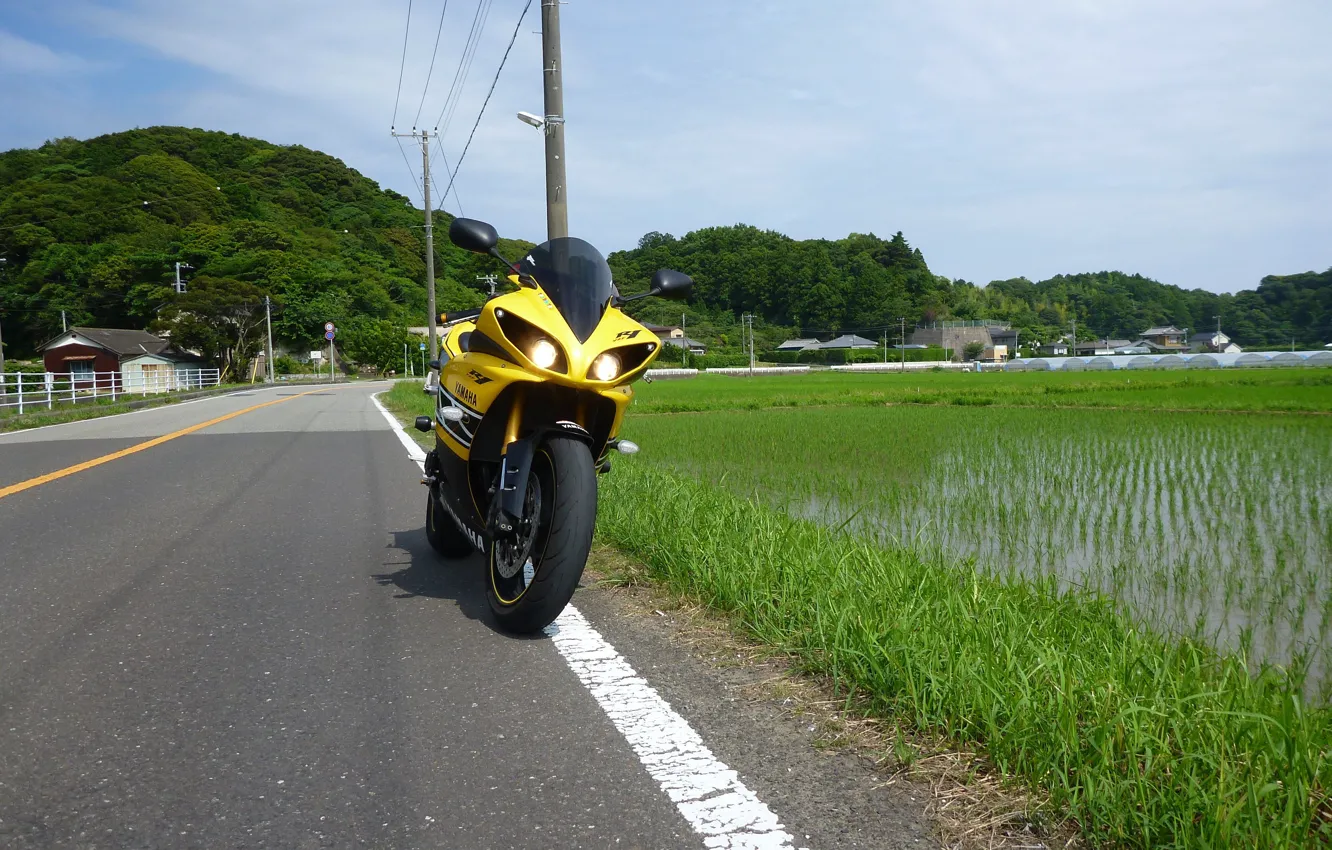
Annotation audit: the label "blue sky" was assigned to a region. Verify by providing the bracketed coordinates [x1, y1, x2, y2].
[1, 0, 1329, 293]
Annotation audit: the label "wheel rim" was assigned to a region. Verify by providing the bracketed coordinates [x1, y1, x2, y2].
[490, 450, 554, 605]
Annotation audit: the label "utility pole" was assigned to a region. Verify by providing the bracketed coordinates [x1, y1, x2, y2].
[61, 310, 67, 332]
[541, 0, 568, 239]
[900, 318, 906, 372]
[477, 274, 500, 296]
[174, 261, 193, 294]
[741, 313, 755, 374]
[0, 258, 7, 392]
[391, 129, 439, 384]
[264, 295, 275, 383]
[882, 328, 888, 363]
[1071, 317, 1076, 358]
[681, 313, 687, 368]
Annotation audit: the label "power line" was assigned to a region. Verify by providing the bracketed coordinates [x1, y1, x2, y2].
[390, 0, 414, 129]
[411, 0, 452, 129]
[438, 0, 531, 206]
[431, 0, 494, 135]
[394, 134, 425, 203]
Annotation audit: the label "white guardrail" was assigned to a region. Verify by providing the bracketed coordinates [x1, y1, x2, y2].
[705, 366, 811, 376]
[0, 369, 222, 415]
[832, 361, 973, 373]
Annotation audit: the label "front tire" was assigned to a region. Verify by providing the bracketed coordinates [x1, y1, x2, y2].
[426, 487, 473, 559]
[487, 436, 596, 633]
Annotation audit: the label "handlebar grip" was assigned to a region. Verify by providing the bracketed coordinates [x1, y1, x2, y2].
[440, 307, 483, 323]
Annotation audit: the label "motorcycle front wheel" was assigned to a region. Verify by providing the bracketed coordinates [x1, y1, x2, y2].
[487, 435, 596, 633]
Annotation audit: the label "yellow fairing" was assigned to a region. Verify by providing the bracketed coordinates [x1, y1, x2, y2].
[433, 286, 651, 458]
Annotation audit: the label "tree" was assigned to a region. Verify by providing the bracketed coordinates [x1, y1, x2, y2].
[964, 342, 985, 361]
[152, 276, 268, 381]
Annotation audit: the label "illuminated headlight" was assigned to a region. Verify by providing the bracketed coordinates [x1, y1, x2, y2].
[591, 352, 621, 382]
[529, 338, 559, 369]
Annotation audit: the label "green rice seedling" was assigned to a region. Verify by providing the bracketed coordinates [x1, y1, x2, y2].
[596, 462, 1332, 847]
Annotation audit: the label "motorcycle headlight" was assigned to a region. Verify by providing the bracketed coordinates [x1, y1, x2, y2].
[529, 338, 559, 370]
[591, 352, 621, 382]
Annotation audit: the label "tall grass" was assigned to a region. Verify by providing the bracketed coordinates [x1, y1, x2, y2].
[598, 462, 1332, 847]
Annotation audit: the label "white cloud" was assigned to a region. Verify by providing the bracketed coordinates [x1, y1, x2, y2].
[0, 29, 88, 74]
[2, 0, 1328, 291]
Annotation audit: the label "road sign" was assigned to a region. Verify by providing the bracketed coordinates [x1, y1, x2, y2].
[324, 322, 335, 332]
[325, 331, 335, 341]
[419, 342, 426, 351]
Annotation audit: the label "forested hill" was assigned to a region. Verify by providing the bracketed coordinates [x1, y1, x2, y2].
[611, 231, 1331, 351]
[1, 128, 1327, 373]
[0, 127, 513, 372]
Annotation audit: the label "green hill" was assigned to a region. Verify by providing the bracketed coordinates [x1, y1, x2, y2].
[0, 127, 520, 375]
[2, 127, 1328, 374]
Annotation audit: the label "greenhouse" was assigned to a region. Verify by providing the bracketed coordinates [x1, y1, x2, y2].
[1000, 350, 1332, 371]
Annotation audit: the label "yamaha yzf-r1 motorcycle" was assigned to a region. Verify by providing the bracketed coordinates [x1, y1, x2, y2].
[413, 218, 692, 633]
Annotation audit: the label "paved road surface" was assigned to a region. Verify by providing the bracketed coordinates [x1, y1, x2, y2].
[0, 384, 929, 849]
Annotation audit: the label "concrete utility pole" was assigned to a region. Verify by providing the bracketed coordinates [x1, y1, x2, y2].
[681, 313, 687, 368]
[900, 318, 906, 372]
[1071, 318, 1076, 357]
[541, 0, 568, 239]
[174, 262, 192, 294]
[264, 295, 275, 383]
[391, 129, 439, 382]
[0, 258, 7, 390]
[741, 313, 755, 374]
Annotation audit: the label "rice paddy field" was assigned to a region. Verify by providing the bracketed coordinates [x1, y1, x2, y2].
[604, 369, 1332, 847]
[385, 369, 1332, 845]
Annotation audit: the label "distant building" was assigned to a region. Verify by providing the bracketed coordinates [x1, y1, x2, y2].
[40, 327, 209, 391]
[817, 334, 879, 350]
[1136, 325, 1188, 350]
[662, 337, 707, 355]
[643, 324, 685, 340]
[1188, 331, 1242, 354]
[1039, 342, 1069, 356]
[909, 321, 999, 362]
[776, 338, 820, 352]
[1074, 339, 1132, 356]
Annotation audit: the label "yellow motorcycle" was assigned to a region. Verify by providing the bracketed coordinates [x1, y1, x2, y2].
[413, 218, 692, 632]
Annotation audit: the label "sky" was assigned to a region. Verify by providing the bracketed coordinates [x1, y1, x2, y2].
[1, 0, 1329, 294]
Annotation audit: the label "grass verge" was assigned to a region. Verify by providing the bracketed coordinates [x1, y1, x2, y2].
[597, 460, 1331, 848]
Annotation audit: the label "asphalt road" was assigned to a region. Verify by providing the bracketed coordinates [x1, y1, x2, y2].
[0, 384, 930, 849]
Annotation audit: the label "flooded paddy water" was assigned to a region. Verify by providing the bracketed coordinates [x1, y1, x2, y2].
[627, 405, 1332, 693]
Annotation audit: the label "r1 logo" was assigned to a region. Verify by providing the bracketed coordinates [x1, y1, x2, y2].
[614, 329, 641, 340]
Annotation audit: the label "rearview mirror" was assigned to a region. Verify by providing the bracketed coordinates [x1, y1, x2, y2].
[449, 218, 499, 255]
[649, 269, 693, 301]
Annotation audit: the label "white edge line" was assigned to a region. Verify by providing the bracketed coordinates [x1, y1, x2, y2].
[371, 387, 802, 850]
[371, 391, 427, 470]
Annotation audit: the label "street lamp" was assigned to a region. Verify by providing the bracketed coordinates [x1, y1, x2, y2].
[516, 111, 546, 131]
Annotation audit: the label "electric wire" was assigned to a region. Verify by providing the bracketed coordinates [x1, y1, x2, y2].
[438, 0, 530, 205]
[394, 135, 425, 204]
[440, 0, 494, 139]
[390, 0, 414, 129]
[430, 0, 492, 135]
[411, 0, 451, 129]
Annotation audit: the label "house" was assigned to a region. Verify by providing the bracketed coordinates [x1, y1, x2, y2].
[1188, 331, 1242, 354]
[643, 323, 685, 340]
[776, 338, 820, 352]
[989, 328, 1019, 352]
[1039, 342, 1069, 356]
[1074, 339, 1132, 356]
[1137, 325, 1188, 350]
[817, 334, 879, 350]
[41, 327, 210, 392]
[662, 337, 707, 355]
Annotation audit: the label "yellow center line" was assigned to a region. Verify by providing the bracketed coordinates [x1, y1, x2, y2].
[0, 388, 326, 501]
